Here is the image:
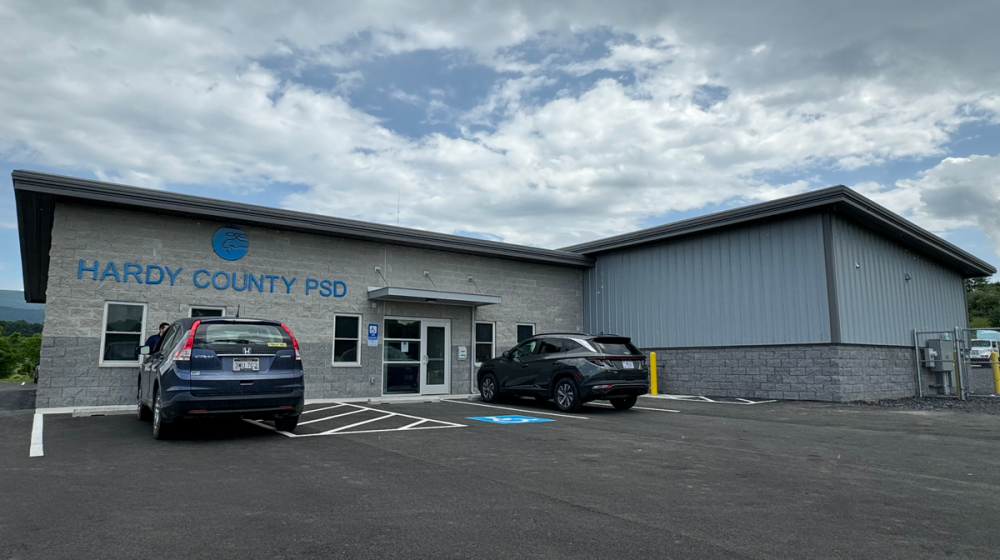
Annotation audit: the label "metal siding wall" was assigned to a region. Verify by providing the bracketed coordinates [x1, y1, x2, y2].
[832, 216, 967, 346]
[584, 214, 831, 347]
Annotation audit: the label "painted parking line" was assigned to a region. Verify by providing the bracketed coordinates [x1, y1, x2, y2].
[586, 402, 680, 413]
[29, 413, 44, 458]
[298, 408, 366, 426]
[644, 395, 777, 405]
[246, 402, 466, 438]
[443, 399, 589, 419]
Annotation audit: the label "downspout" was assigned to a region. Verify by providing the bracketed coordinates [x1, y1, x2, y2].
[470, 306, 476, 394]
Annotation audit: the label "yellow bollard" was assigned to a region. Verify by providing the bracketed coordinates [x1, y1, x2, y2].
[649, 352, 658, 396]
[992, 352, 1000, 395]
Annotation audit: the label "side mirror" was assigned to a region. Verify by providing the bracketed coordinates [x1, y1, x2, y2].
[139, 346, 151, 356]
[502, 350, 510, 359]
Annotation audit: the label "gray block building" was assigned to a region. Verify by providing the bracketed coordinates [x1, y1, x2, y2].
[13, 170, 995, 407]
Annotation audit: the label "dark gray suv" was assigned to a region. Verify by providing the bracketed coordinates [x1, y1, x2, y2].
[477, 333, 649, 412]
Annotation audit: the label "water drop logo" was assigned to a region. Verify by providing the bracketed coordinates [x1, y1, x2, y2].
[212, 227, 249, 261]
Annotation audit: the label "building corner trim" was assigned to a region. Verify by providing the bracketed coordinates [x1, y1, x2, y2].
[823, 213, 842, 344]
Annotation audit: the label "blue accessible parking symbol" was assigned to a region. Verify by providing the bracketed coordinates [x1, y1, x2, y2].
[468, 415, 553, 424]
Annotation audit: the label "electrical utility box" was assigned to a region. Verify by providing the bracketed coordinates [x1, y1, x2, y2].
[925, 339, 956, 372]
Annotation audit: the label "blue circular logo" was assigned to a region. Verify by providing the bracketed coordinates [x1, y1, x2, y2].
[212, 227, 249, 261]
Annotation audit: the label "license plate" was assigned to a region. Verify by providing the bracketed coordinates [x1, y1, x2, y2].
[622, 360, 635, 369]
[233, 358, 259, 372]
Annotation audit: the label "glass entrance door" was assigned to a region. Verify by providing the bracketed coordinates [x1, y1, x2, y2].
[421, 320, 450, 395]
[383, 317, 451, 395]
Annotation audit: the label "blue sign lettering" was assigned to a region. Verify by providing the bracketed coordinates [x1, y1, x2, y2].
[145, 265, 164, 285]
[123, 263, 143, 283]
[193, 269, 211, 288]
[78, 260, 98, 280]
[100, 262, 121, 282]
[165, 266, 182, 286]
[74, 260, 345, 297]
[305, 278, 318, 295]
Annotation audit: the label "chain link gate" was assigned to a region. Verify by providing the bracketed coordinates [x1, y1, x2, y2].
[959, 328, 1000, 397]
[914, 328, 1000, 399]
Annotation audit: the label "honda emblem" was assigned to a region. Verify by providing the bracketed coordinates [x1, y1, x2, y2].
[243, 347, 252, 355]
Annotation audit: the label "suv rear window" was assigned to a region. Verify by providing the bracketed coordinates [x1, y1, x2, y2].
[194, 322, 291, 353]
[591, 337, 643, 356]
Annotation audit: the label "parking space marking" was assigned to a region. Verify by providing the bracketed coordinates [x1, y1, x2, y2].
[301, 404, 347, 415]
[444, 399, 589, 419]
[298, 408, 366, 426]
[245, 402, 466, 438]
[646, 395, 777, 405]
[29, 413, 44, 458]
[587, 403, 680, 413]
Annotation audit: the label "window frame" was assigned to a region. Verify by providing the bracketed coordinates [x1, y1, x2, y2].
[332, 313, 363, 367]
[99, 301, 148, 368]
[188, 306, 226, 318]
[474, 321, 495, 366]
[516, 323, 535, 343]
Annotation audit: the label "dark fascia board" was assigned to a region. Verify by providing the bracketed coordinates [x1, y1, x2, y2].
[366, 286, 502, 307]
[12, 170, 594, 271]
[560, 185, 996, 278]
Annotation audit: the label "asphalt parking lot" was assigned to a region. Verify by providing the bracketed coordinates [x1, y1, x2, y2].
[3, 396, 1000, 559]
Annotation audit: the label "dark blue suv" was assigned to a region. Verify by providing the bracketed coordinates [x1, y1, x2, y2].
[137, 318, 305, 439]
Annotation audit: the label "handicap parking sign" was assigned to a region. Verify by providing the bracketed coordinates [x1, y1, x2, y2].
[467, 415, 553, 424]
[367, 323, 379, 347]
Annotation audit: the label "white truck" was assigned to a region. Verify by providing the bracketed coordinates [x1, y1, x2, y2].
[970, 330, 1000, 365]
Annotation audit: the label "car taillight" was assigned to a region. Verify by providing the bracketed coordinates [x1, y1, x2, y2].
[173, 320, 201, 362]
[587, 358, 614, 368]
[280, 323, 301, 361]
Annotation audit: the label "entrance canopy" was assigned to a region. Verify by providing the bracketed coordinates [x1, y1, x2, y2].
[367, 286, 501, 307]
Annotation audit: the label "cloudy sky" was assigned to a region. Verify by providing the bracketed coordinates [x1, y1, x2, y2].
[2, 0, 999, 290]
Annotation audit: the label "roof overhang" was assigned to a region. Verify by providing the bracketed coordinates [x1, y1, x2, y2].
[367, 286, 501, 307]
[12, 170, 594, 303]
[560, 185, 996, 278]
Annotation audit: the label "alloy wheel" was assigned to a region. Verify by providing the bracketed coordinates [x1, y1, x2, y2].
[556, 382, 574, 409]
[481, 377, 496, 401]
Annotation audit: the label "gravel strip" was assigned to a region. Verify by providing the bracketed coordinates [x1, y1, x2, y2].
[853, 396, 1000, 415]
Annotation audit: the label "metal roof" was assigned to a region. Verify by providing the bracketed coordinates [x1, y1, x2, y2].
[12, 170, 594, 303]
[560, 185, 996, 278]
[12, 172, 995, 304]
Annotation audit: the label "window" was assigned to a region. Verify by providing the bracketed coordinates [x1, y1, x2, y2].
[592, 337, 644, 356]
[537, 338, 561, 355]
[100, 302, 147, 366]
[475, 322, 494, 365]
[516, 324, 535, 343]
[333, 314, 362, 366]
[560, 339, 583, 353]
[154, 323, 181, 354]
[510, 339, 539, 360]
[189, 306, 225, 318]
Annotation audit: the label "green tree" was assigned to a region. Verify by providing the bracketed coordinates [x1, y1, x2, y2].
[967, 282, 1000, 327]
[0, 332, 42, 380]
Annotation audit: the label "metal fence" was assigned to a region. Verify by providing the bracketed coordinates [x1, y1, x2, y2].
[959, 328, 1000, 397]
[913, 328, 1000, 399]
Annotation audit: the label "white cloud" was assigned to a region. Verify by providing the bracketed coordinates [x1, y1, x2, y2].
[0, 0, 998, 250]
[863, 155, 1000, 254]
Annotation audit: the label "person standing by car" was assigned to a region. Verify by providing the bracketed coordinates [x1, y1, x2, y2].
[144, 323, 170, 351]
